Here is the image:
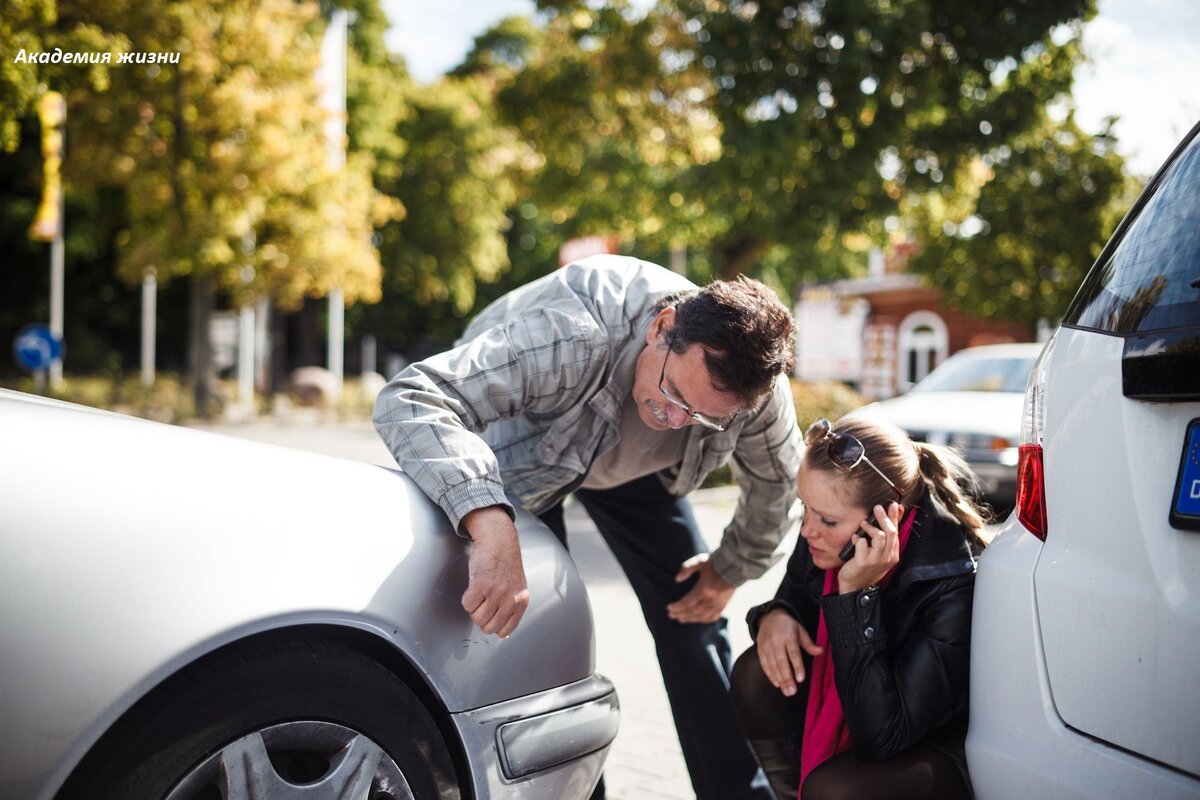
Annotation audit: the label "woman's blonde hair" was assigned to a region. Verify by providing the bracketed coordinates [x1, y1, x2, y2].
[803, 415, 990, 539]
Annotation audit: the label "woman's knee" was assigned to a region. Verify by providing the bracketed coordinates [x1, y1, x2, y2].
[731, 648, 767, 710]
[731, 646, 800, 738]
[800, 757, 858, 800]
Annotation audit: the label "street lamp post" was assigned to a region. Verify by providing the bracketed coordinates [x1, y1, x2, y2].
[30, 91, 67, 390]
[319, 8, 350, 405]
[141, 268, 157, 386]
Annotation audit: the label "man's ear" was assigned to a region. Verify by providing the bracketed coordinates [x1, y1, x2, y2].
[647, 306, 676, 346]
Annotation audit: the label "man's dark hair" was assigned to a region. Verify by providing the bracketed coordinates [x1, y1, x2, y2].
[657, 276, 796, 406]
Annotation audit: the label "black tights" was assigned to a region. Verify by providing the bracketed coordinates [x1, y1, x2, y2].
[732, 643, 811, 738]
[731, 647, 974, 800]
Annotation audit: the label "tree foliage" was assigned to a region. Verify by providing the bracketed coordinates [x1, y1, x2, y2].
[1, 0, 400, 406]
[353, 74, 526, 348]
[668, 0, 1095, 280]
[456, 5, 724, 281]
[906, 112, 1132, 324]
[0, 0, 1145, 391]
[0, 0, 122, 152]
[60, 0, 389, 309]
[459, 0, 1120, 325]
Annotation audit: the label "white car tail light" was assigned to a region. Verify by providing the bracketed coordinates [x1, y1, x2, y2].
[1016, 335, 1055, 539]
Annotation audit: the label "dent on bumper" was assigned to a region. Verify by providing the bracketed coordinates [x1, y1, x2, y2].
[452, 674, 619, 799]
[498, 691, 619, 779]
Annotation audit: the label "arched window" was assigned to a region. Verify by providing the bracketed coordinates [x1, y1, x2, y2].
[897, 311, 948, 391]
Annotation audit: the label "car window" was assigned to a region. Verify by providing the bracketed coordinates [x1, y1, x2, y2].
[1066, 127, 1200, 334]
[910, 355, 1036, 393]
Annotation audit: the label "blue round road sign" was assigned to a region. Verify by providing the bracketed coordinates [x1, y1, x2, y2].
[13, 324, 63, 372]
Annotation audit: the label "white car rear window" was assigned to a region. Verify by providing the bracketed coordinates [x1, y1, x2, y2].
[1067, 127, 1200, 334]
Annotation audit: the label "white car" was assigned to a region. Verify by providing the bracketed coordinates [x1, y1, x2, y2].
[0, 390, 618, 800]
[852, 342, 1042, 510]
[966, 121, 1200, 798]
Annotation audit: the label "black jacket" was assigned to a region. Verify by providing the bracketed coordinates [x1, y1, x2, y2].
[747, 487, 983, 773]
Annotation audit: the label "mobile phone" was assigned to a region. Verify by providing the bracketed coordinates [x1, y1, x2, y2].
[838, 526, 872, 562]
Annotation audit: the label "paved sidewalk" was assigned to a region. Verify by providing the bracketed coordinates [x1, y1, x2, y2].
[199, 418, 796, 799]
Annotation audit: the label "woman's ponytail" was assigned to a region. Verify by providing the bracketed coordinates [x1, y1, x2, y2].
[913, 441, 990, 540]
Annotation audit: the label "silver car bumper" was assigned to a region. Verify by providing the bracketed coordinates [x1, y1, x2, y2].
[452, 674, 619, 798]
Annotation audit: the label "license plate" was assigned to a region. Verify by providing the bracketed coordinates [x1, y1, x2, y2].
[1170, 418, 1200, 532]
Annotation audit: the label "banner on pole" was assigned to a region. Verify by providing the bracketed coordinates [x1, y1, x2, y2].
[30, 91, 65, 242]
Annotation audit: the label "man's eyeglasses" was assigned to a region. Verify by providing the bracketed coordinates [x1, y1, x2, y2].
[804, 418, 903, 501]
[658, 349, 734, 432]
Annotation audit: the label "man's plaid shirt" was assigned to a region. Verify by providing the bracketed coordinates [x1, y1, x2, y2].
[373, 255, 802, 586]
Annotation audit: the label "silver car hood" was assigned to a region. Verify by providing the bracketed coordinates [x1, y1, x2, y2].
[0, 390, 595, 795]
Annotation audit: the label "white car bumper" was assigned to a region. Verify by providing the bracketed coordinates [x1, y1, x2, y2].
[967, 519, 1200, 799]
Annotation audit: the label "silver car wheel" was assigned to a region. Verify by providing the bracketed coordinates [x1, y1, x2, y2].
[164, 721, 414, 800]
[57, 639, 460, 800]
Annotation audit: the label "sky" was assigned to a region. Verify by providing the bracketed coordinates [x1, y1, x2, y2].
[381, 0, 1199, 178]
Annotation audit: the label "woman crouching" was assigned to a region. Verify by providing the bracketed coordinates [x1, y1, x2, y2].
[732, 416, 989, 800]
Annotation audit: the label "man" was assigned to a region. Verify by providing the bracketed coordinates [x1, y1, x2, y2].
[374, 254, 802, 799]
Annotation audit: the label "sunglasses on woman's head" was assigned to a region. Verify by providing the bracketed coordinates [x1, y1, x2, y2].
[804, 418, 903, 501]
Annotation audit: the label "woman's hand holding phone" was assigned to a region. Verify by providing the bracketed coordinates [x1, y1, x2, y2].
[838, 528, 869, 561]
[837, 501, 904, 595]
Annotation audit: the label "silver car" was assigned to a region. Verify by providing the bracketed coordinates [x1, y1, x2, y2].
[0, 389, 618, 800]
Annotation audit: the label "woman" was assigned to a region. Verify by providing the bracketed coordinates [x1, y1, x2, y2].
[732, 416, 989, 800]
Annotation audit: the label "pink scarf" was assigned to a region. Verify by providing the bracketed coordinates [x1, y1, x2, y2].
[798, 508, 916, 792]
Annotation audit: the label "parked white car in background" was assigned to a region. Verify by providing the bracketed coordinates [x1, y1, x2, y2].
[966, 121, 1200, 798]
[852, 342, 1041, 512]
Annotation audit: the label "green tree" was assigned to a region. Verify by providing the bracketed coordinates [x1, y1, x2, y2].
[56, 0, 390, 411]
[322, 0, 539, 357]
[0, 0, 122, 153]
[0, 0, 55, 153]
[0, 0, 144, 380]
[457, 6, 723, 286]
[505, 0, 1099, 300]
[0, 119, 158, 380]
[906, 112, 1132, 325]
[354, 73, 525, 350]
[341, 0, 409, 172]
[2, 0, 399, 406]
[668, 0, 1095, 282]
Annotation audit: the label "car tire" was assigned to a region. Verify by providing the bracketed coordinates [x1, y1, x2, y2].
[59, 637, 461, 800]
